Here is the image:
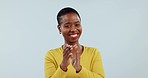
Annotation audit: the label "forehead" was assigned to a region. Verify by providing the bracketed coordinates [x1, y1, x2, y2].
[60, 13, 81, 24]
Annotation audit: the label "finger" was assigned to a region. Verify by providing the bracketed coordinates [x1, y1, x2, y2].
[63, 46, 70, 55]
[72, 58, 76, 66]
[63, 44, 70, 50]
[68, 52, 73, 58]
[75, 52, 80, 65]
[62, 44, 66, 50]
[63, 44, 68, 50]
[65, 48, 72, 57]
[63, 44, 71, 55]
[63, 52, 72, 63]
[64, 47, 72, 58]
[73, 44, 79, 52]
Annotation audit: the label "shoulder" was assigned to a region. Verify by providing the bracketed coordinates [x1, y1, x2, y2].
[45, 47, 62, 58]
[84, 46, 100, 54]
[83, 46, 102, 60]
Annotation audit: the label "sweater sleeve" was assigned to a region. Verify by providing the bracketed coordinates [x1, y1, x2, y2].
[77, 48, 105, 78]
[44, 52, 67, 78]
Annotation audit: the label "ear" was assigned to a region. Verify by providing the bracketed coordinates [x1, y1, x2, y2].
[57, 25, 61, 34]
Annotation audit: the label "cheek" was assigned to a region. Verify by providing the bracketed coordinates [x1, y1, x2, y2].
[78, 27, 82, 32]
[61, 29, 69, 35]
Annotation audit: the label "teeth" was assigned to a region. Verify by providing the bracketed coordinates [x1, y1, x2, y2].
[70, 34, 77, 37]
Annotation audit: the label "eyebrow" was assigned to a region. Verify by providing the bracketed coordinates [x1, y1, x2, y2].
[75, 21, 80, 23]
[64, 22, 70, 25]
[63, 21, 80, 25]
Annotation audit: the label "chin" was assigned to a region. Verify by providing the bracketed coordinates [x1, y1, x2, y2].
[68, 39, 79, 44]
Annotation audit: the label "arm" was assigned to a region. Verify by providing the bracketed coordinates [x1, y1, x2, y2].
[44, 44, 73, 78]
[77, 49, 105, 78]
[44, 53, 67, 78]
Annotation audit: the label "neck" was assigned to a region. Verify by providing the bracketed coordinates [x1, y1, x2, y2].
[65, 41, 79, 46]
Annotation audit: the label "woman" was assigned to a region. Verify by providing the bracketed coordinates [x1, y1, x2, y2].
[44, 7, 105, 78]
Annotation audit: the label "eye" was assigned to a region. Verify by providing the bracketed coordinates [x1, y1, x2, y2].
[75, 23, 80, 27]
[64, 25, 70, 28]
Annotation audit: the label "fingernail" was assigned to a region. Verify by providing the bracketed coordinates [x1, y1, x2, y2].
[71, 47, 73, 50]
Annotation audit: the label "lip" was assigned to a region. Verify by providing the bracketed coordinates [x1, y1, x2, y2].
[68, 33, 79, 36]
[68, 33, 79, 39]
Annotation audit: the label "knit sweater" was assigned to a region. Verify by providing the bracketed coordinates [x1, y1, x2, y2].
[44, 46, 105, 78]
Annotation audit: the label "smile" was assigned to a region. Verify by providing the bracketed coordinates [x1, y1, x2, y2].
[70, 34, 78, 37]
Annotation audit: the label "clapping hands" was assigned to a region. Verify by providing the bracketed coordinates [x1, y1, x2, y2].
[60, 44, 82, 72]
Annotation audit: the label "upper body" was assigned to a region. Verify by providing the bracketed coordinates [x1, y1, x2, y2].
[44, 46, 105, 78]
[44, 7, 105, 78]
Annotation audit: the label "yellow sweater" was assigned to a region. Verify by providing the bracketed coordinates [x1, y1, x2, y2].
[44, 46, 105, 78]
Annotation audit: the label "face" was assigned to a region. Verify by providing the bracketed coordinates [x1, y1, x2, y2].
[58, 13, 82, 44]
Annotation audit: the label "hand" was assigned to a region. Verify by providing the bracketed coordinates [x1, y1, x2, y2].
[60, 44, 73, 71]
[71, 45, 82, 73]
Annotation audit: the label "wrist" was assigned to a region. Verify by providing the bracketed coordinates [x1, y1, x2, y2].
[76, 65, 82, 73]
[60, 64, 68, 72]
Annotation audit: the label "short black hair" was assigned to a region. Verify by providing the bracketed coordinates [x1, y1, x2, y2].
[57, 7, 81, 25]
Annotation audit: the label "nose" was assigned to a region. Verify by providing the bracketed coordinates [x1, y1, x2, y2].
[70, 25, 77, 32]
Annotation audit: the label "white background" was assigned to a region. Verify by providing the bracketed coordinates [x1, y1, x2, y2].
[0, 0, 148, 78]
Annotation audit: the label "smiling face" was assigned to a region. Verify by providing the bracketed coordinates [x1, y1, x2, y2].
[58, 13, 82, 45]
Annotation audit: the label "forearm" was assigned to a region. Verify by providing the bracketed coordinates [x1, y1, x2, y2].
[45, 67, 67, 78]
[44, 57, 67, 78]
[77, 66, 104, 78]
